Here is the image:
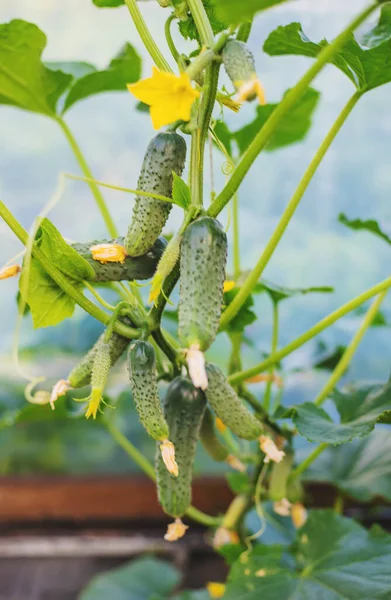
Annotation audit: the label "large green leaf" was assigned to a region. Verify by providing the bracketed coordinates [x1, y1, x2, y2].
[304, 429, 391, 503]
[225, 510, 391, 599]
[234, 88, 320, 155]
[264, 18, 391, 92]
[0, 20, 72, 116]
[214, 0, 291, 24]
[284, 382, 391, 444]
[80, 557, 180, 600]
[339, 213, 391, 246]
[362, 4, 391, 48]
[63, 43, 141, 112]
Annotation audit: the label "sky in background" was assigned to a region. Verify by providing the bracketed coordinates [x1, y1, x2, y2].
[0, 0, 390, 404]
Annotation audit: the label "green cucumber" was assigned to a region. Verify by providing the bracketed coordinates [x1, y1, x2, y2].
[125, 132, 187, 257]
[68, 318, 132, 388]
[205, 363, 263, 440]
[178, 217, 227, 351]
[200, 407, 229, 462]
[222, 40, 257, 98]
[71, 236, 167, 282]
[156, 377, 206, 518]
[127, 340, 169, 441]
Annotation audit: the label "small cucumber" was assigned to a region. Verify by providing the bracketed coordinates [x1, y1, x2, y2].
[156, 377, 206, 518]
[84, 338, 111, 419]
[127, 340, 169, 441]
[200, 407, 229, 462]
[68, 319, 132, 388]
[125, 132, 187, 257]
[178, 217, 227, 351]
[222, 40, 257, 98]
[71, 236, 167, 282]
[205, 363, 263, 440]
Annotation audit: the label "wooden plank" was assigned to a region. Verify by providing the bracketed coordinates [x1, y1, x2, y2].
[0, 476, 234, 522]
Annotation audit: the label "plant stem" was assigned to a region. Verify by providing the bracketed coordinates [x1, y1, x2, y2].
[124, 0, 172, 72]
[228, 274, 391, 385]
[232, 191, 240, 278]
[106, 421, 222, 527]
[207, 3, 377, 218]
[290, 443, 328, 480]
[165, 14, 179, 63]
[0, 200, 139, 340]
[186, 0, 215, 47]
[220, 91, 362, 329]
[236, 21, 253, 43]
[263, 301, 279, 411]
[314, 291, 387, 406]
[56, 118, 118, 238]
[83, 281, 115, 312]
[151, 327, 178, 364]
[190, 129, 202, 206]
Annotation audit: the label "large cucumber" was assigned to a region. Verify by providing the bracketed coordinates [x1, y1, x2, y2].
[205, 363, 263, 440]
[71, 236, 167, 282]
[125, 132, 187, 257]
[178, 217, 227, 351]
[68, 318, 132, 388]
[222, 40, 257, 99]
[156, 377, 206, 518]
[127, 340, 169, 441]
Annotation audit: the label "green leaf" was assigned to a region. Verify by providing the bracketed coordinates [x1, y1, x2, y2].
[223, 288, 257, 333]
[312, 343, 347, 371]
[45, 61, 96, 80]
[179, 1, 228, 41]
[0, 20, 72, 116]
[36, 218, 95, 281]
[234, 88, 320, 155]
[284, 381, 391, 444]
[253, 278, 333, 304]
[338, 213, 391, 246]
[225, 510, 391, 599]
[172, 173, 191, 209]
[80, 557, 180, 600]
[63, 43, 141, 112]
[92, 0, 124, 6]
[214, 0, 291, 24]
[264, 20, 391, 92]
[19, 258, 78, 329]
[362, 4, 391, 48]
[304, 429, 391, 503]
[226, 472, 252, 494]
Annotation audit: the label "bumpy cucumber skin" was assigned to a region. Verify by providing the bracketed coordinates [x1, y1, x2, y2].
[156, 377, 206, 518]
[125, 132, 187, 257]
[68, 318, 132, 388]
[71, 236, 167, 282]
[222, 40, 257, 96]
[178, 217, 227, 351]
[205, 364, 263, 440]
[200, 407, 229, 462]
[127, 341, 169, 441]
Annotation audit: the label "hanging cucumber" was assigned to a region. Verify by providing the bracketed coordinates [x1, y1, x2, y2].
[125, 132, 187, 257]
[83, 337, 111, 419]
[127, 340, 170, 442]
[222, 40, 265, 104]
[71, 236, 167, 282]
[205, 363, 263, 440]
[68, 319, 132, 388]
[178, 217, 227, 352]
[156, 377, 206, 521]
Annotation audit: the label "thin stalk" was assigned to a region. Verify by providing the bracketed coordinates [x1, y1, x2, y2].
[263, 301, 279, 411]
[334, 494, 344, 514]
[208, 3, 377, 217]
[83, 281, 115, 312]
[186, 49, 216, 80]
[124, 0, 172, 72]
[190, 129, 202, 206]
[0, 201, 139, 340]
[220, 91, 362, 328]
[165, 14, 179, 63]
[228, 274, 391, 385]
[186, 0, 215, 47]
[106, 421, 221, 527]
[236, 21, 253, 43]
[314, 291, 387, 406]
[290, 443, 328, 481]
[151, 327, 178, 364]
[232, 191, 240, 278]
[56, 119, 118, 238]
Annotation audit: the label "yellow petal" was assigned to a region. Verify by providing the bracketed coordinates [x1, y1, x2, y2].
[207, 582, 226, 599]
[85, 388, 102, 420]
[160, 439, 179, 476]
[215, 417, 226, 433]
[259, 435, 285, 464]
[223, 280, 236, 293]
[90, 243, 127, 264]
[213, 527, 240, 549]
[164, 518, 188, 542]
[0, 264, 21, 280]
[291, 503, 308, 529]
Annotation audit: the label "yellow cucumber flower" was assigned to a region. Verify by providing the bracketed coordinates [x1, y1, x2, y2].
[0, 264, 21, 280]
[236, 74, 266, 105]
[160, 439, 179, 477]
[128, 67, 200, 130]
[164, 518, 189, 542]
[223, 280, 236, 293]
[260, 435, 285, 464]
[90, 243, 127, 264]
[207, 582, 226, 599]
[84, 387, 103, 420]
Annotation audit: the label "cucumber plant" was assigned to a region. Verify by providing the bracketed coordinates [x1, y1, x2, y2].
[2, 1, 391, 597]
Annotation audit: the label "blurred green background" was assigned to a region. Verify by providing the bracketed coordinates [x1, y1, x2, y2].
[0, 0, 390, 475]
